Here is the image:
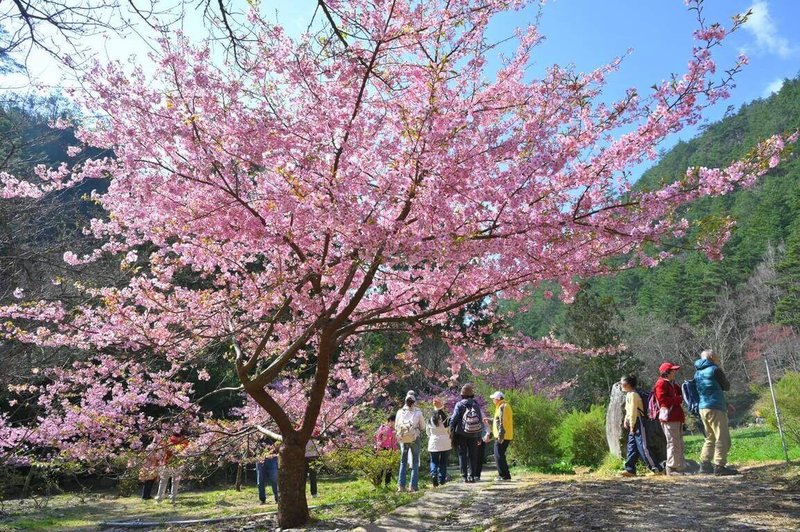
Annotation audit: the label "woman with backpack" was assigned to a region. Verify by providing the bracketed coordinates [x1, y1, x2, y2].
[654, 362, 687, 475]
[426, 398, 451, 487]
[395, 390, 426, 492]
[448, 384, 484, 483]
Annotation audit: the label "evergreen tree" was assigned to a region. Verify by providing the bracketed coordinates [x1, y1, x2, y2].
[775, 224, 800, 329]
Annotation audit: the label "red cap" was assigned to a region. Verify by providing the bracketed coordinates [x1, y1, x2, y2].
[659, 362, 680, 373]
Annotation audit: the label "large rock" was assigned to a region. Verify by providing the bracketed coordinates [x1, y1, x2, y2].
[606, 383, 626, 458]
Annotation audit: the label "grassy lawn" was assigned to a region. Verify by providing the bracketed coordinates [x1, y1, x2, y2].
[0, 477, 419, 531]
[684, 425, 800, 464]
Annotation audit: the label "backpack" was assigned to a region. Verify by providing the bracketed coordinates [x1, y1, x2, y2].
[682, 379, 700, 416]
[462, 403, 483, 435]
[396, 412, 420, 443]
[638, 390, 660, 421]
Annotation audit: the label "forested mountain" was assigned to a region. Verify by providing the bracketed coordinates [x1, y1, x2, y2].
[504, 76, 800, 410]
[593, 76, 800, 324]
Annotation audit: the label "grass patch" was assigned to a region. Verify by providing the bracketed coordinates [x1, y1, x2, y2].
[310, 478, 419, 521]
[594, 454, 625, 478]
[684, 425, 800, 464]
[0, 476, 419, 531]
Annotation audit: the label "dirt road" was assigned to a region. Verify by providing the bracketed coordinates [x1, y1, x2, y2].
[358, 463, 800, 531]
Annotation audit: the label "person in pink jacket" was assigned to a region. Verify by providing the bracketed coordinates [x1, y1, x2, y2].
[375, 414, 398, 487]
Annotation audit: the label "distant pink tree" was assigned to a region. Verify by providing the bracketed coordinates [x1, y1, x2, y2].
[1, 0, 796, 526]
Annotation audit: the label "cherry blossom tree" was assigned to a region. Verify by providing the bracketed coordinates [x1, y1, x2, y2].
[1, 0, 798, 526]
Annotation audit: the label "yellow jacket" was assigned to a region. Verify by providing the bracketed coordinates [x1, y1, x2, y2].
[625, 391, 643, 429]
[492, 400, 513, 441]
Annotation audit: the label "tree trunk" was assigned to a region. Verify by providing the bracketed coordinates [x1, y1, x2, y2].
[277, 439, 309, 528]
[234, 462, 243, 491]
[21, 465, 34, 498]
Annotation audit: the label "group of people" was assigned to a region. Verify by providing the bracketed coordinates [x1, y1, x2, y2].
[255, 436, 319, 504]
[138, 350, 733, 504]
[621, 349, 738, 477]
[376, 384, 514, 492]
[139, 431, 189, 504]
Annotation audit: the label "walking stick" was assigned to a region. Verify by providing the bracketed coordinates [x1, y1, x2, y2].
[764, 356, 790, 463]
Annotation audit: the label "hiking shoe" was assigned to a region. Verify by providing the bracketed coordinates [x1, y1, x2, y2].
[714, 465, 739, 476]
[620, 470, 636, 477]
[467, 476, 475, 483]
[665, 467, 685, 476]
[397, 486, 407, 492]
[646, 469, 664, 476]
[699, 461, 714, 474]
[431, 476, 439, 488]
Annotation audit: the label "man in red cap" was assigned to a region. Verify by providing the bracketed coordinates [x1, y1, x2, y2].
[654, 362, 686, 475]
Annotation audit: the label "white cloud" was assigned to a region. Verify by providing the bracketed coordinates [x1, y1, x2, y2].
[745, 1, 797, 58]
[763, 78, 785, 97]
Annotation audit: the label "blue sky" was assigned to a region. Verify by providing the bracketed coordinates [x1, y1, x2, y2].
[518, 0, 799, 119]
[5, 0, 799, 178]
[261, 0, 799, 119]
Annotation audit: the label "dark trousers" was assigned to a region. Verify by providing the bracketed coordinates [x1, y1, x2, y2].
[455, 435, 479, 479]
[304, 457, 318, 496]
[141, 478, 156, 499]
[475, 440, 488, 478]
[494, 440, 512, 479]
[256, 457, 279, 503]
[624, 420, 661, 473]
[429, 450, 449, 484]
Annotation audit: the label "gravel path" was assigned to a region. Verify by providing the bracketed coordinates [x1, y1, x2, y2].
[355, 464, 800, 531]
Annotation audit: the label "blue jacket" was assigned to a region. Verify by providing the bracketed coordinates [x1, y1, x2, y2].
[694, 358, 730, 411]
[449, 398, 483, 438]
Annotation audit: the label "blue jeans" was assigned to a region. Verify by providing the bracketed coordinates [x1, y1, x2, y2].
[624, 419, 661, 473]
[398, 439, 421, 490]
[429, 450, 448, 484]
[256, 457, 279, 502]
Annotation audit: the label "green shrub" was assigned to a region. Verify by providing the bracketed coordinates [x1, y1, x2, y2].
[323, 448, 400, 488]
[503, 390, 562, 467]
[757, 371, 800, 447]
[556, 404, 607, 467]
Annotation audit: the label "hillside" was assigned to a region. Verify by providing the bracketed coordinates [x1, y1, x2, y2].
[503, 76, 800, 409]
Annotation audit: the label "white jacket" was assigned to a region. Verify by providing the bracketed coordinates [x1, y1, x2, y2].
[395, 405, 425, 443]
[427, 419, 452, 452]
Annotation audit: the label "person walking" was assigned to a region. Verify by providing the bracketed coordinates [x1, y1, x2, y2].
[255, 435, 280, 504]
[395, 390, 425, 492]
[654, 362, 686, 475]
[139, 445, 161, 500]
[375, 413, 398, 487]
[304, 435, 320, 498]
[155, 431, 189, 504]
[694, 349, 739, 476]
[490, 391, 514, 481]
[619, 375, 663, 477]
[449, 384, 484, 483]
[427, 398, 451, 487]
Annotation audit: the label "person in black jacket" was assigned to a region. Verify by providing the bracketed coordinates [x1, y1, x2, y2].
[448, 383, 484, 483]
